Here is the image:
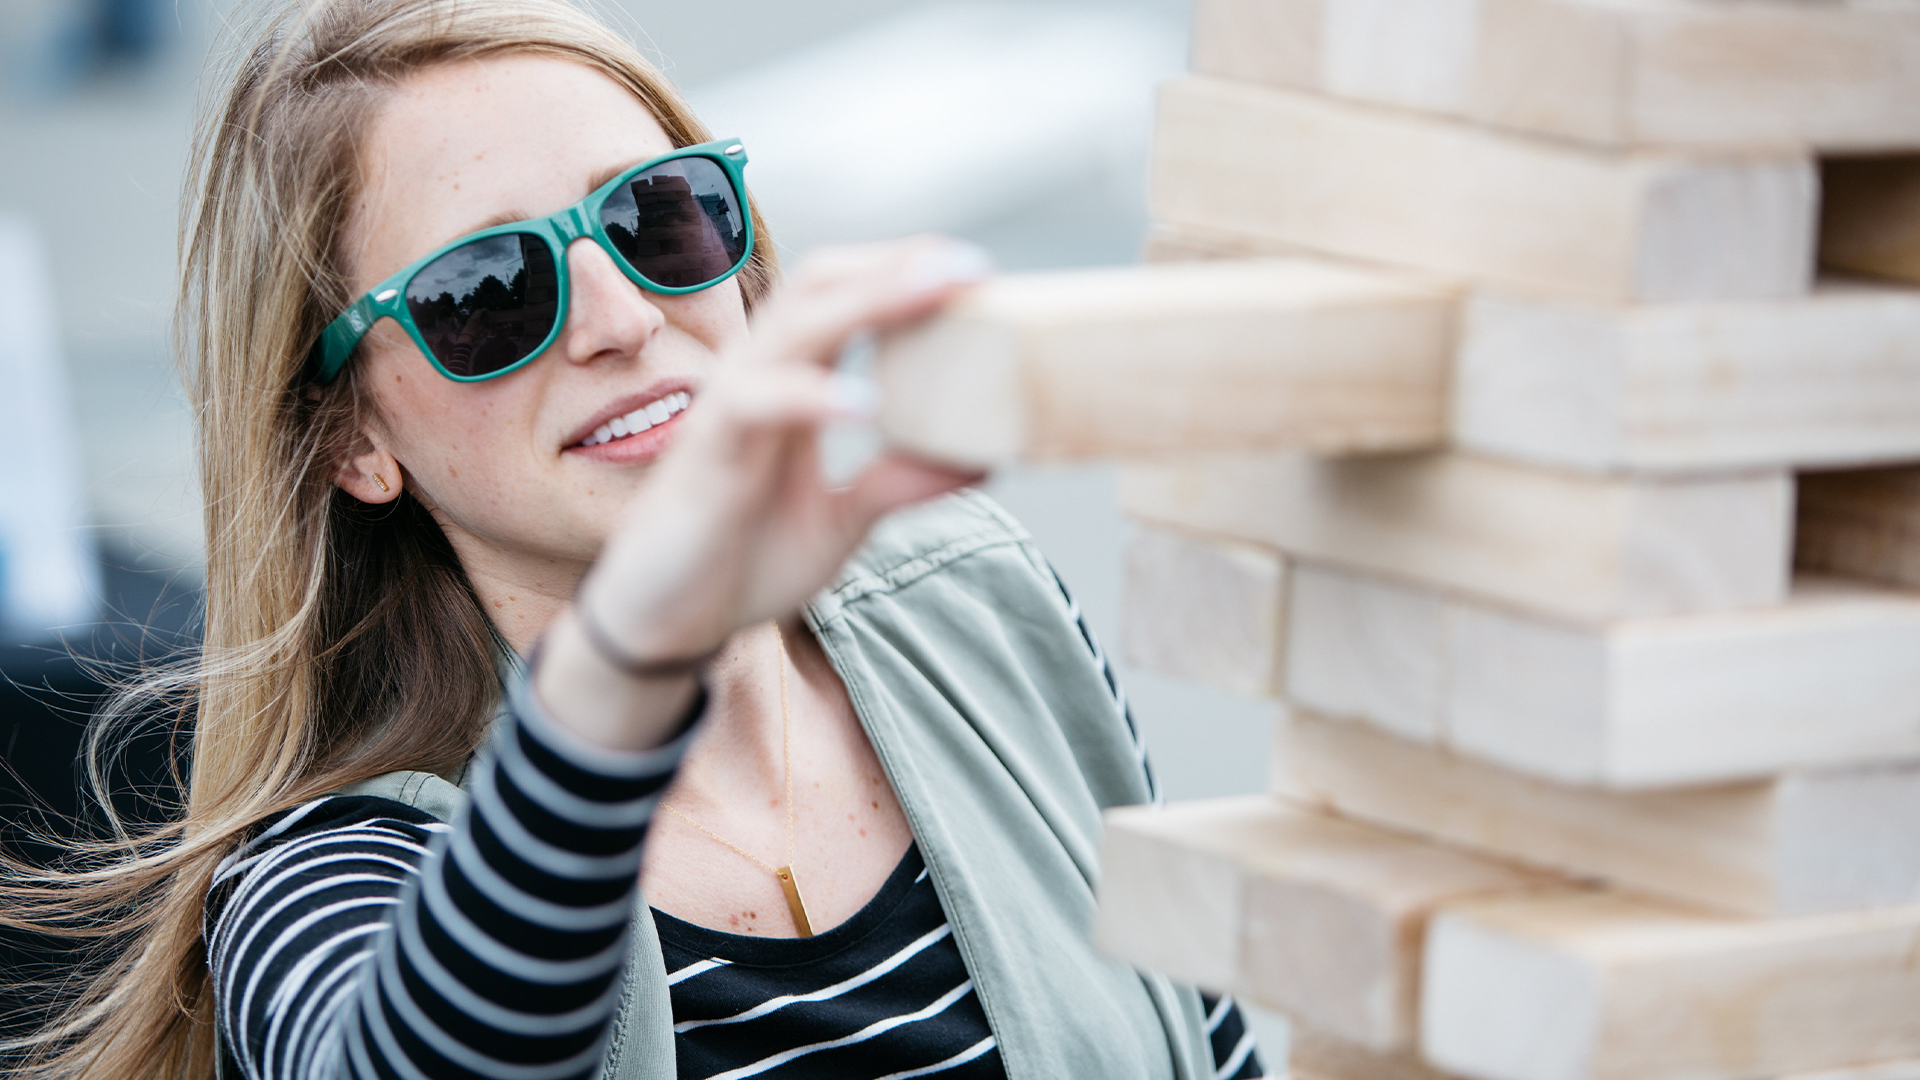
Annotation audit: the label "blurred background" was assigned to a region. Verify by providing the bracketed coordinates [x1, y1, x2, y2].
[0, 0, 1284, 1055]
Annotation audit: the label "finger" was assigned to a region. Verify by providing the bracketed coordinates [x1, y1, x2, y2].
[827, 451, 985, 535]
[779, 234, 967, 290]
[746, 239, 992, 370]
[699, 364, 841, 429]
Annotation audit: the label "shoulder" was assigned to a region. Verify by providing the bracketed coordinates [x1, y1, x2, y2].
[238, 792, 448, 855]
[209, 795, 446, 905]
[204, 793, 448, 949]
[809, 491, 1154, 809]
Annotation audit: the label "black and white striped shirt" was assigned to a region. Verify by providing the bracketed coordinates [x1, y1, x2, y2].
[205, 586, 1264, 1079]
[657, 843, 1001, 1079]
[204, 681, 696, 1080]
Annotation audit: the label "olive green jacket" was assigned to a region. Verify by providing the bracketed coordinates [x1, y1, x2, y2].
[339, 491, 1213, 1080]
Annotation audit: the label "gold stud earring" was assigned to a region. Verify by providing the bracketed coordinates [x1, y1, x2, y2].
[373, 473, 391, 493]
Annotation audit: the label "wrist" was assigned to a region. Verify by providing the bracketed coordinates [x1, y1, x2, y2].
[573, 596, 723, 679]
[532, 610, 703, 752]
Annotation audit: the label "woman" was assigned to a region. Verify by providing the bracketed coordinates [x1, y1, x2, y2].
[6, 1, 1265, 1077]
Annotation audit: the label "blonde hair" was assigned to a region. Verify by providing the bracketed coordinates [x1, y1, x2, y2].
[0, 1, 775, 1075]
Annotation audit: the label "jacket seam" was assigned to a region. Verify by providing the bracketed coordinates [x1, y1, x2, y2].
[822, 528, 1028, 616]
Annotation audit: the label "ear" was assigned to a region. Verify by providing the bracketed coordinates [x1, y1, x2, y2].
[334, 431, 404, 505]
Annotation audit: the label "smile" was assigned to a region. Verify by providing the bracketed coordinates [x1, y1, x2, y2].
[580, 391, 692, 447]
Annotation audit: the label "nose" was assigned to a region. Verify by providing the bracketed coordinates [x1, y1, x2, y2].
[559, 236, 664, 365]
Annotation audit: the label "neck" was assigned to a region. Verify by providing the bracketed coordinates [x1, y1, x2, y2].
[667, 621, 792, 794]
[452, 539, 592, 656]
[450, 527, 798, 780]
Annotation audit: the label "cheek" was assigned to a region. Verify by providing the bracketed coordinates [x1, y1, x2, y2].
[364, 344, 516, 491]
[668, 280, 751, 353]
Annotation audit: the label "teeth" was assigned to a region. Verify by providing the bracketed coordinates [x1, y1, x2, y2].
[580, 391, 692, 447]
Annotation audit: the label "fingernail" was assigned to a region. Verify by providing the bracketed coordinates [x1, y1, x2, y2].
[826, 371, 882, 418]
[905, 242, 994, 290]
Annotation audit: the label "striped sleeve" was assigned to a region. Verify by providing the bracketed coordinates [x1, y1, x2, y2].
[205, 679, 700, 1080]
[1200, 993, 1264, 1080]
[1047, 566, 1267, 1079]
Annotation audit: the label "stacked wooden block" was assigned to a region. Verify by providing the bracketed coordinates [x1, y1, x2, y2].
[873, 0, 1920, 1077]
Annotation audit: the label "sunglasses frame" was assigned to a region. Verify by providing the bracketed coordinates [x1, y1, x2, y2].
[310, 137, 753, 384]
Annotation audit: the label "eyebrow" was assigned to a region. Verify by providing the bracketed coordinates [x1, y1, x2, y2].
[584, 160, 633, 193]
[446, 159, 644, 238]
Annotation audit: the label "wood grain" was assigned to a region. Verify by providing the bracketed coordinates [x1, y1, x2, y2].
[873, 257, 1455, 468]
[1191, 0, 1920, 151]
[1153, 76, 1815, 303]
[1423, 891, 1920, 1080]
[1093, 797, 1551, 1051]
[1119, 451, 1793, 623]
[1121, 523, 1288, 698]
[1281, 565, 1920, 788]
[1290, 1023, 1466, 1080]
[1454, 279, 1920, 473]
[1276, 709, 1920, 917]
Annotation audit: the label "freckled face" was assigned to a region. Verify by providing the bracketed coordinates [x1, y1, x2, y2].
[340, 55, 750, 573]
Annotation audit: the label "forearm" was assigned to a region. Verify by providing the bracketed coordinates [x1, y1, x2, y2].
[336, 679, 693, 1078]
[210, 678, 699, 1080]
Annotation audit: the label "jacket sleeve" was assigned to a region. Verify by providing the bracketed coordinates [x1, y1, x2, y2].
[1045, 564, 1270, 1079]
[1041, 561, 1159, 807]
[205, 678, 699, 1080]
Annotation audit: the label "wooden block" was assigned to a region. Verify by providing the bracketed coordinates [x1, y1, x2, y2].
[1091, 797, 1268, 992]
[1276, 709, 1920, 917]
[1141, 223, 1464, 290]
[1193, 0, 1920, 151]
[1121, 523, 1287, 698]
[1781, 1061, 1920, 1080]
[1797, 466, 1920, 590]
[873, 257, 1455, 468]
[1281, 564, 1920, 788]
[1454, 279, 1920, 473]
[1142, 221, 1305, 265]
[1820, 157, 1920, 286]
[1153, 76, 1815, 303]
[1285, 566, 1444, 742]
[1422, 891, 1920, 1080]
[1093, 797, 1551, 1051]
[1119, 451, 1792, 622]
[1290, 1024, 1464, 1080]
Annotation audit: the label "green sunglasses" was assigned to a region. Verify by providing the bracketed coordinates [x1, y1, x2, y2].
[311, 138, 754, 383]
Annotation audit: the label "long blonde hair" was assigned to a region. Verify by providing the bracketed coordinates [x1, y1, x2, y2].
[0, 1, 775, 1075]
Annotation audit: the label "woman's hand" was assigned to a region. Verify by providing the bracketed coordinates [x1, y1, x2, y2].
[534, 237, 990, 751]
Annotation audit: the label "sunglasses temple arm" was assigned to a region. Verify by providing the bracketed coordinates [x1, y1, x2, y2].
[311, 294, 386, 383]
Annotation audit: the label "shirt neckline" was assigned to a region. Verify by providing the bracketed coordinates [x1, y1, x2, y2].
[650, 841, 925, 967]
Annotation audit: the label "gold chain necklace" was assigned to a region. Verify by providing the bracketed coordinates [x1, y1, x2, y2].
[658, 623, 814, 936]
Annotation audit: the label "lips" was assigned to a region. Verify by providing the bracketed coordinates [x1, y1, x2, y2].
[563, 383, 696, 465]
[580, 390, 690, 447]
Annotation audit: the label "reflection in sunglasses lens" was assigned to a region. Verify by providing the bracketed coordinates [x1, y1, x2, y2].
[599, 156, 747, 288]
[405, 233, 560, 377]
[403, 233, 560, 376]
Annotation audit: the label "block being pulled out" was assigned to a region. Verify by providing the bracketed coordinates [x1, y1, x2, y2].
[873, 257, 1456, 469]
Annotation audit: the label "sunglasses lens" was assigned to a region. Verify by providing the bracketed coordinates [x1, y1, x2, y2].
[405, 233, 559, 378]
[599, 155, 748, 288]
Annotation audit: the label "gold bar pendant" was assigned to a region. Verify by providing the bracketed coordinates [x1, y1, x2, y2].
[775, 866, 814, 937]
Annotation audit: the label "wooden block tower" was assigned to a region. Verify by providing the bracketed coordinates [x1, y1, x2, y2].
[874, 1, 1920, 1077]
